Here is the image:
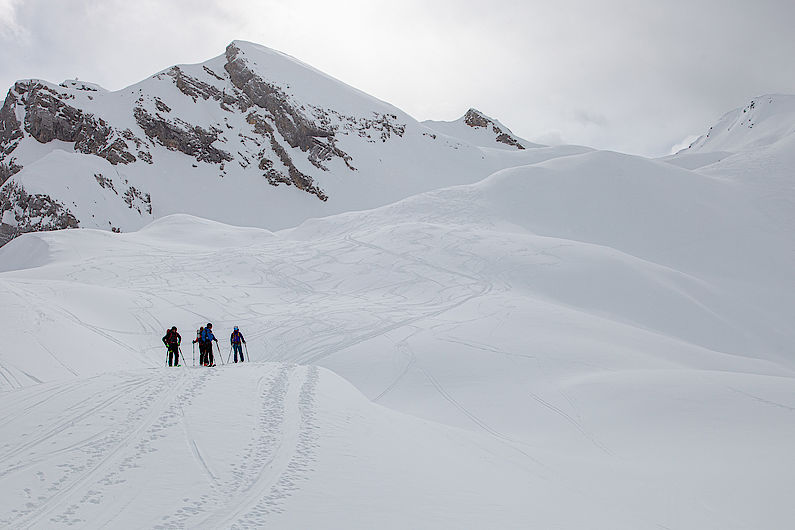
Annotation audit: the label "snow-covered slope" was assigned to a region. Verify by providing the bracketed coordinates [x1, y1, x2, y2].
[664, 94, 795, 239]
[2, 42, 795, 528]
[1, 129, 794, 527]
[0, 40, 583, 246]
[684, 94, 795, 154]
[665, 94, 795, 169]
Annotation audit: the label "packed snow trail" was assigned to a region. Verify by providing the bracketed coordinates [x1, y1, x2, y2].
[0, 363, 603, 530]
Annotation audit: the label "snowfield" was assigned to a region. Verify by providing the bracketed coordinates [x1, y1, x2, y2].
[1, 40, 794, 528]
[1, 140, 794, 528]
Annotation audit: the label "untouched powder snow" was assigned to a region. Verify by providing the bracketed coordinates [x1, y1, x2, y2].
[0, 133, 794, 527]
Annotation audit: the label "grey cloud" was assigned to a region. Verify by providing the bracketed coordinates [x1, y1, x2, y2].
[1, 0, 793, 157]
[573, 109, 608, 128]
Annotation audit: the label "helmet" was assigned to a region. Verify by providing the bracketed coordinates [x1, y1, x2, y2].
[234, 326, 239, 331]
[207, 323, 212, 328]
[171, 326, 177, 331]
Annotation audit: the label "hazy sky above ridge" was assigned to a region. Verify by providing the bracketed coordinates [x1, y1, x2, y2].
[1, 0, 793, 156]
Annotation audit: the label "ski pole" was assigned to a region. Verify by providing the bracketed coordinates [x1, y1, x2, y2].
[178, 346, 187, 369]
[192, 342, 195, 367]
[244, 343, 249, 362]
[227, 345, 232, 364]
[216, 341, 225, 365]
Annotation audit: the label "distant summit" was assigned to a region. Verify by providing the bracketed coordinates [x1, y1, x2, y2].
[423, 108, 540, 151]
[683, 94, 795, 154]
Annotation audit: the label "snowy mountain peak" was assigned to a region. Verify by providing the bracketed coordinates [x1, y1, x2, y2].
[684, 94, 795, 154]
[0, 40, 548, 247]
[423, 108, 539, 151]
[462, 108, 529, 149]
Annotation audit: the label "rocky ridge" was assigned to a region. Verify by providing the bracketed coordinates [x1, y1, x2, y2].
[463, 108, 526, 149]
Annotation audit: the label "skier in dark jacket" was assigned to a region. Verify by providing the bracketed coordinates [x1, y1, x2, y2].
[230, 326, 246, 363]
[162, 326, 181, 367]
[201, 323, 218, 366]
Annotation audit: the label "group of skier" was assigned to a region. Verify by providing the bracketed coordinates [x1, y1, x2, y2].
[161, 323, 247, 367]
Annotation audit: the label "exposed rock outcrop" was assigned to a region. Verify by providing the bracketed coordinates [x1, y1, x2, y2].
[0, 160, 21, 186]
[0, 181, 79, 244]
[0, 88, 24, 155]
[9, 81, 141, 164]
[464, 108, 525, 150]
[163, 66, 242, 111]
[133, 107, 232, 164]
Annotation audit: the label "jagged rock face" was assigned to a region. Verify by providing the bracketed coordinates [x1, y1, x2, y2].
[0, 161, 21, 187]
[224, 43, 348, 199]
[0, 89, 24, 156]
[0, 181, 78, 245]
[8, 81, 142, 165]
[226, 44, 333, 152]
[133, 106, 232, 164]
[166, 66, 243, 111]
[464, 108, 525, 150]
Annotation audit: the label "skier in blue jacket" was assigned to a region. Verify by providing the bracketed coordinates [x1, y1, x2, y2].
[201, 323, 218, 366]
[230, 326, 246, 363]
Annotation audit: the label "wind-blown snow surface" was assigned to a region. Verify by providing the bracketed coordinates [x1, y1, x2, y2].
[1, 148, 794, 528]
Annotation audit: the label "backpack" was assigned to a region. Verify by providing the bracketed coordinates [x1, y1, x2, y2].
[201, 327, 212, 342]
[164, 329, 177, 344]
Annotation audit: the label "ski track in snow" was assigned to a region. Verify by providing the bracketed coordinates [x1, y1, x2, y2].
[0, 364, 322, 529]
[285, 233, 494, 366]
[2, 372, 185, 527]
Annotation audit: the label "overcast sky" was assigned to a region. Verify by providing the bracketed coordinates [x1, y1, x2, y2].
[1, 0, 793, 156]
